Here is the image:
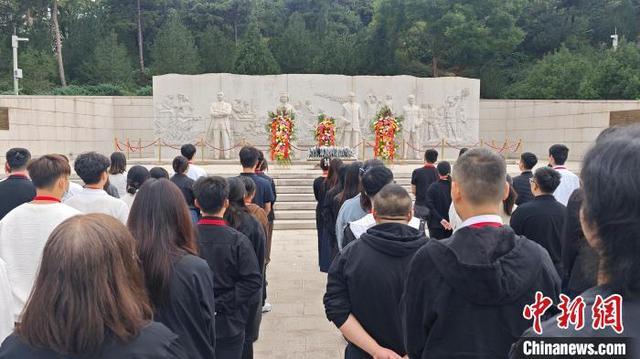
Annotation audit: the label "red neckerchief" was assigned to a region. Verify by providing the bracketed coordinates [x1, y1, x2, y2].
[553, 166, 567, 170]
[256, 170, 264, 175]
[424, 163, 436, 169]
[198, 217, 228, 226]
[33, 196, 61, 203]
[8, 174, 29, 180]
[469, 222, 503, 229]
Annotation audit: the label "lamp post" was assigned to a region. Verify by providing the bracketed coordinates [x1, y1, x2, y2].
[12, 35, 29, 96]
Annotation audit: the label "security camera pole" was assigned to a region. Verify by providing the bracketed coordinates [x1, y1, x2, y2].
[12, 35, 29, 96]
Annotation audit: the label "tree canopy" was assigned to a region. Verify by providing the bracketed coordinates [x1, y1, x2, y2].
[0, 0, 639, 98]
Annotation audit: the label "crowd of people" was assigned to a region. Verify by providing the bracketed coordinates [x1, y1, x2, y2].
[318, 127, 639, 358]
[0, 144, 276, 359]
[0, 124, 639, 359]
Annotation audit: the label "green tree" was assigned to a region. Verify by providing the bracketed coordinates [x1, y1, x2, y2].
[82, 31, 133, 85]
[582, 41, 640, 100]
[151, 13, 200, 75]
[19, 48, 57, 94]
[270, 13, 316, 73]
[233, 22, 280, 75]
[197, 26, 236, 73]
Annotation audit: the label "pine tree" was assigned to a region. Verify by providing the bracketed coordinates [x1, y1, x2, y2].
[82, 31, 133, 85]
[151, 13, 200, 75]
[233, 22, 280, 75]
[197, 26, 236, 73]
[19, 49, 57, 94]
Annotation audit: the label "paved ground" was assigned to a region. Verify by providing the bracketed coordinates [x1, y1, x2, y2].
[254, 229, 345, 359]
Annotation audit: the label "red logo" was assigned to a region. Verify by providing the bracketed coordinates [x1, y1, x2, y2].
[592, 294, 624, 334]
[523, 291, 554, 335]
[557, 294, 586, 330]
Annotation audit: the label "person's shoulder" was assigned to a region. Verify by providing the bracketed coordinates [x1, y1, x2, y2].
[131, 322, 181, 353]
[0, 334, 38, 357]
[176, 254, 213, 276]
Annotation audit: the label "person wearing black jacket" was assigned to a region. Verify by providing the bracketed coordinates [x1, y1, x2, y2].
[512, 152, 537, 206]
[425, 161, 453, 239]
[0, 148, 35, 220]
[325, 184, 427, 358]
[404, 148, 560, 359]
[510, 167, 566, 277]
[411, 149, 439, 219]
[225, 177, 266, 359]
[170, 155, 199, 222]
[194, 176, 263, 359]
[314, 157, 331, 253]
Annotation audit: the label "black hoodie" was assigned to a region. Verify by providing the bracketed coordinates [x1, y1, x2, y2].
[324, 223, 428, 358]
[403, 225, 561, 359]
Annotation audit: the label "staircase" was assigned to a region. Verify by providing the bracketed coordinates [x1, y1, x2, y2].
[273, 172, 413, 230]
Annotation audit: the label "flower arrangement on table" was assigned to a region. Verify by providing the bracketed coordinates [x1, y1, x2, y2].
[314, 114, 336, 147]
[267, 108, 296, 165]
[371, 106, 402, 162]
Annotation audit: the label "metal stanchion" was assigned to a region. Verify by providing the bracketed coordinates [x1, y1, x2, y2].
[157, 139, 162, 164]
[126, 138, 130, 160]
[138, 138, 142, 158]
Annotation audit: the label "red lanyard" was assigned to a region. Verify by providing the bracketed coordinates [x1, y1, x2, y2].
[553, 166, 567, 170]
[198, 218, 227, 226]
[33, 196, 61, 203]
[424, 164, 435, 169]
[469, 222, 502, 229]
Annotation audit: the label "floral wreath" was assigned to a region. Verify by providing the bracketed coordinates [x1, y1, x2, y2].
[267, 108, 296, 165]
[314, 114, 336, 147]
[370, 106, 402, 162]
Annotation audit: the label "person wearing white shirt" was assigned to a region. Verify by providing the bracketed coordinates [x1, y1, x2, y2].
[549, 144, 580, 206]
[181, 144, 207, 181]
[0, 155, 81, 322]
[65, 152, 129, 224]
[108, 152, 128, 197]
[0, 258, 14, 342]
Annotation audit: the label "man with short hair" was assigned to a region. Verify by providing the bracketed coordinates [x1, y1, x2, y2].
[238, 146, 274, 216]
[425, 161, 453, 239]
[325, 184, 427, 358]
[0, 148, 36, 220]
[181, 144, 207, 181]
[513, 152, 538, 206]
[403, 148, 560, 358]
[548, 144, 579, 206]
[411, 149, 439, 220]
[64, 152, 129, 224]
[0, 155, 81, 320]
[194, 176, 262, 359]
[510, 167, 566, 277]
[256, 151, 276, 313]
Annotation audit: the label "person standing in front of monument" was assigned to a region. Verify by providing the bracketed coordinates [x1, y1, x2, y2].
[425, 161, 453, 240]
[0, 148, 35, 220]
[411, 149, 439, 221]
[256, 151, 275, 313]
[341, 92, 363, 149]
[238, 147, 275, 217]
[181, 144, 207, 181]
[512, 152, 538, 206]
[548, 144, 580, 206]
[209, 92, 234, 160]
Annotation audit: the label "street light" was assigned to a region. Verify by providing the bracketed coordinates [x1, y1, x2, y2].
[12, 35, 29, 96]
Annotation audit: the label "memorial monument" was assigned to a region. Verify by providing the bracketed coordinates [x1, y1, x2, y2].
[153, 74, 480, 159]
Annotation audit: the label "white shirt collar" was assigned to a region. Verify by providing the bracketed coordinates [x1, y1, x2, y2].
[458, 215, 503, 230]
[81, 187, 108, 195]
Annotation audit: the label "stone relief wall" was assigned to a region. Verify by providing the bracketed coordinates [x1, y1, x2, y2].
[153, 74, 480, 157]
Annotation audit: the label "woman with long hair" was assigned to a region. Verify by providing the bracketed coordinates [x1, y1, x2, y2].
[224, 177, 265, 359]
[320, 161, 346, 272]
[502, 175, 518, 222]
[108, 152, 127, 197]
[0, 214, 185, 358]
[121, 165, 150, 208]
[128, 179, 216, 359]
[314, 157, 331, 269]
[334, 161, 363, 212]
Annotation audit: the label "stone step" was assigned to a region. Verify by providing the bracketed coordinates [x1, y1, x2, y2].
[274, 201, 317, 211]
[277, 186, 315, 194]
[273, 219, 317, 230]
[276, 210, 316, 220]
[274, 177, 412, 187]
[277, 193, 316, 202]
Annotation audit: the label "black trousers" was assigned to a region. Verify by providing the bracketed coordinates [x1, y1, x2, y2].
[216, 332, 245, 359]
[429, 227, 453, 240]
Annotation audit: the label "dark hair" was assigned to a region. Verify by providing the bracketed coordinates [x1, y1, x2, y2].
[224, 177, 250, 229]
[127, 179, 197, 307]
[74, 152, 110, 185]
[6, 148, 31, 170]
[373, 183, 412, 218]
[257, 150, 266, 171]
[16, 214, 152, 355]
[319, 157, 330, 171]
[194, 176, 228, 214]
[239, 146, 259, 169]
[581, 126, 640, 296]
[172, 156, 189, 175]
[324, 158, 344, 189]
[533, 167, 562, 194]
[27, 155, 71, 189]
[458, 148, 469, 158]
[239, 175, 256, 197]
[126, 166, 150, 195]
[361, 166, 394, 212]
[503, 175, 517, 216]
[108, 152, 127, 175]
[437, 161, 451, 177]
[149, 167, 169, 179]
[549, 144, 569, 165]
[336, 162, 362, 208]
[424, 149, 438, 163]
[180, 144, 196, 160]
[520, 152, 538, 170]
[259, 158, 269, 172]
[452, 148, 506, 206]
